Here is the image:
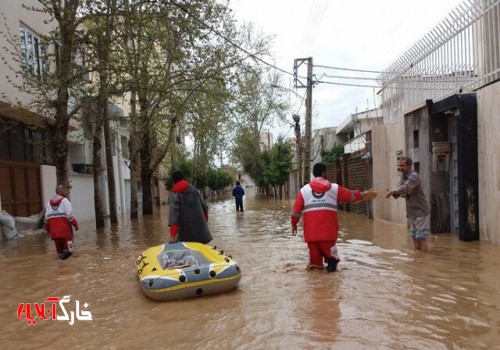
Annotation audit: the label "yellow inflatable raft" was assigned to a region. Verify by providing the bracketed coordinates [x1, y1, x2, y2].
[136, 242, 241, 301]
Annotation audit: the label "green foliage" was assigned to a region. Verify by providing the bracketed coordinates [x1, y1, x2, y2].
[165, 156, 194, 190]
[6, 0, 293, 210]
[229, 68, 290, 186]
[231, 126, 266, 185]
[321, 145, 344, 165]
[263, 136, 292, 186]
[233, 70, 289, 132]
[255, 150, 270, 188]
[207, 168, 233, 192]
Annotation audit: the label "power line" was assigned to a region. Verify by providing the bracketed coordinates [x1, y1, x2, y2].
[301, 0, 329, 52]
[316, 80, 380, 88]
[318, 73, 379, 81]
[168, 0, 294, 78]
[314, 64, 385, 74]
[170, 0, 389, 88]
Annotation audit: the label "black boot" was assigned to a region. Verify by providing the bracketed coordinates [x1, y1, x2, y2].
[327, 259, 339, 273]
[59, 250, 73, 260]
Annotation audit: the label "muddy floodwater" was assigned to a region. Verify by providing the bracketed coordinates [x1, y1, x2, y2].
[1, 188, 500, 349]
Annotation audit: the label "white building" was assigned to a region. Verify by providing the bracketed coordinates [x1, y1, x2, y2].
[374, 0, 500, 244]
[0, 1, 130, 231]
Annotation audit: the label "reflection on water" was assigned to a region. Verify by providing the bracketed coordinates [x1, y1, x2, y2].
[1, 189, 500, 349]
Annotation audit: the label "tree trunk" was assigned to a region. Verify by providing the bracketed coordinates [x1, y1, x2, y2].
[52, 0, 81, 189]
[102, 0, 118, 224]
[92, 113, 105, 229]
[129, 132, 140, 219]
[104, 115, 118, 223]
[140, 129, 153, 215]
[141, 171, 153, 215]
[129, 91, 139, 219]
[52, 117, 69, 187]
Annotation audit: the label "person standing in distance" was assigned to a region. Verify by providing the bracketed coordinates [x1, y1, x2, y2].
[44, 184, 79, 260]
[291, 163, 370, 272]
[168, 170, 212, 244]
[386, 156, 430, 252]
[232, 181, 245, 212]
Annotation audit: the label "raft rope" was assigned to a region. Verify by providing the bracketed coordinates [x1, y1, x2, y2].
[138, 246, 237, 287]
[136, 254, 149, 275]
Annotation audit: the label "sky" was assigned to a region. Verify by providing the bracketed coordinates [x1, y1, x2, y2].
[229, 0, 465, 134]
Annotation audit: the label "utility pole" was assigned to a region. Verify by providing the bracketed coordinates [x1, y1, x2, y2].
[304, 57, 313, 183]
[292, 114, 302, 186]
[294, 57, 313, 183]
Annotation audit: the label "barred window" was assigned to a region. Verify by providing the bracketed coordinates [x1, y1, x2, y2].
[0, 117, 53, 164]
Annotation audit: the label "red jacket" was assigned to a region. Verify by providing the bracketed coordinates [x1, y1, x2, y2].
[291, 177, 362, 242]
[44, 195, 78, 240]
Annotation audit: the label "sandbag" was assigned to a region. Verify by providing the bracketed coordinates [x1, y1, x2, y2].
[14, 210, 45, 231]
[0, 210, 18, 239]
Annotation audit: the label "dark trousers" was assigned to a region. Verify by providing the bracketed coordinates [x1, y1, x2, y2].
[53, 238, 72, 254]
[235, 198, 243, 211]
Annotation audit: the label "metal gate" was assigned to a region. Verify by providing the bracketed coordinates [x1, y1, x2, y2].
[449, 117, 458, 234]
[429, 93, 479, 241]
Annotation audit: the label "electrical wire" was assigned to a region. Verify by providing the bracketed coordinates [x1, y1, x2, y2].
[168, 0, 294, 78]
[314, 64, 385, 74]
[316, 80, 380, 88]
[318, 73, 379, 81]
[170, 0, 391, 90]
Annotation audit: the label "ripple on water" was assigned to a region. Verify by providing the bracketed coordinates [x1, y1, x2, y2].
[2, 195, 500, 349]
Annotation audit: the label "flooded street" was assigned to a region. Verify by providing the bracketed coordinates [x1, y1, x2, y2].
[1, 189, 500, 349]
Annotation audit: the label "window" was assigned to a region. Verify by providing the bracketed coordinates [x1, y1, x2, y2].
[413, 130, 419, 149]
[19, 24, 46, 78]
[0, 117, 53, 164]
[414, 162, 420, 174]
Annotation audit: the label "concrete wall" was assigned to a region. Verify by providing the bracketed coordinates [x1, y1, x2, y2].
[476, 84, 500, 244]
[40, 165, 57, 207]
[69, 174, 96, 223]
[371, 123, 407, 224]
[312, 127, 345, 164]
[40, 166, 95, 223]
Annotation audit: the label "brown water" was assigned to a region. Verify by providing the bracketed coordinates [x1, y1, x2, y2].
[1, 189, 500, 349]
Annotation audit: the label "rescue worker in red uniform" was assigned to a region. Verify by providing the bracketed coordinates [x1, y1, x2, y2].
[44, 185, 79, 260]
[291, 163, 366, 272]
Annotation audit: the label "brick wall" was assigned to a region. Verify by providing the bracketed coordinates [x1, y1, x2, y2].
[325, 153, 370, 215]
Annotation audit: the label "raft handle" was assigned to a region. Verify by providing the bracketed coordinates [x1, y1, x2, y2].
[136, 254, 146, 265]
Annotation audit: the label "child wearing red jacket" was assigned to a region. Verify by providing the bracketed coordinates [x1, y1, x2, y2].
[44, 185, 79, 260]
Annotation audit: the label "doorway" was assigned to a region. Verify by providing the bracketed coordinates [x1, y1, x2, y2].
[428, 94, 479, 241]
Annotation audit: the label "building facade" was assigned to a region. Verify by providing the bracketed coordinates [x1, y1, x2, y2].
[375, 0, 500, 244]
[0, 1, 131, 232]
